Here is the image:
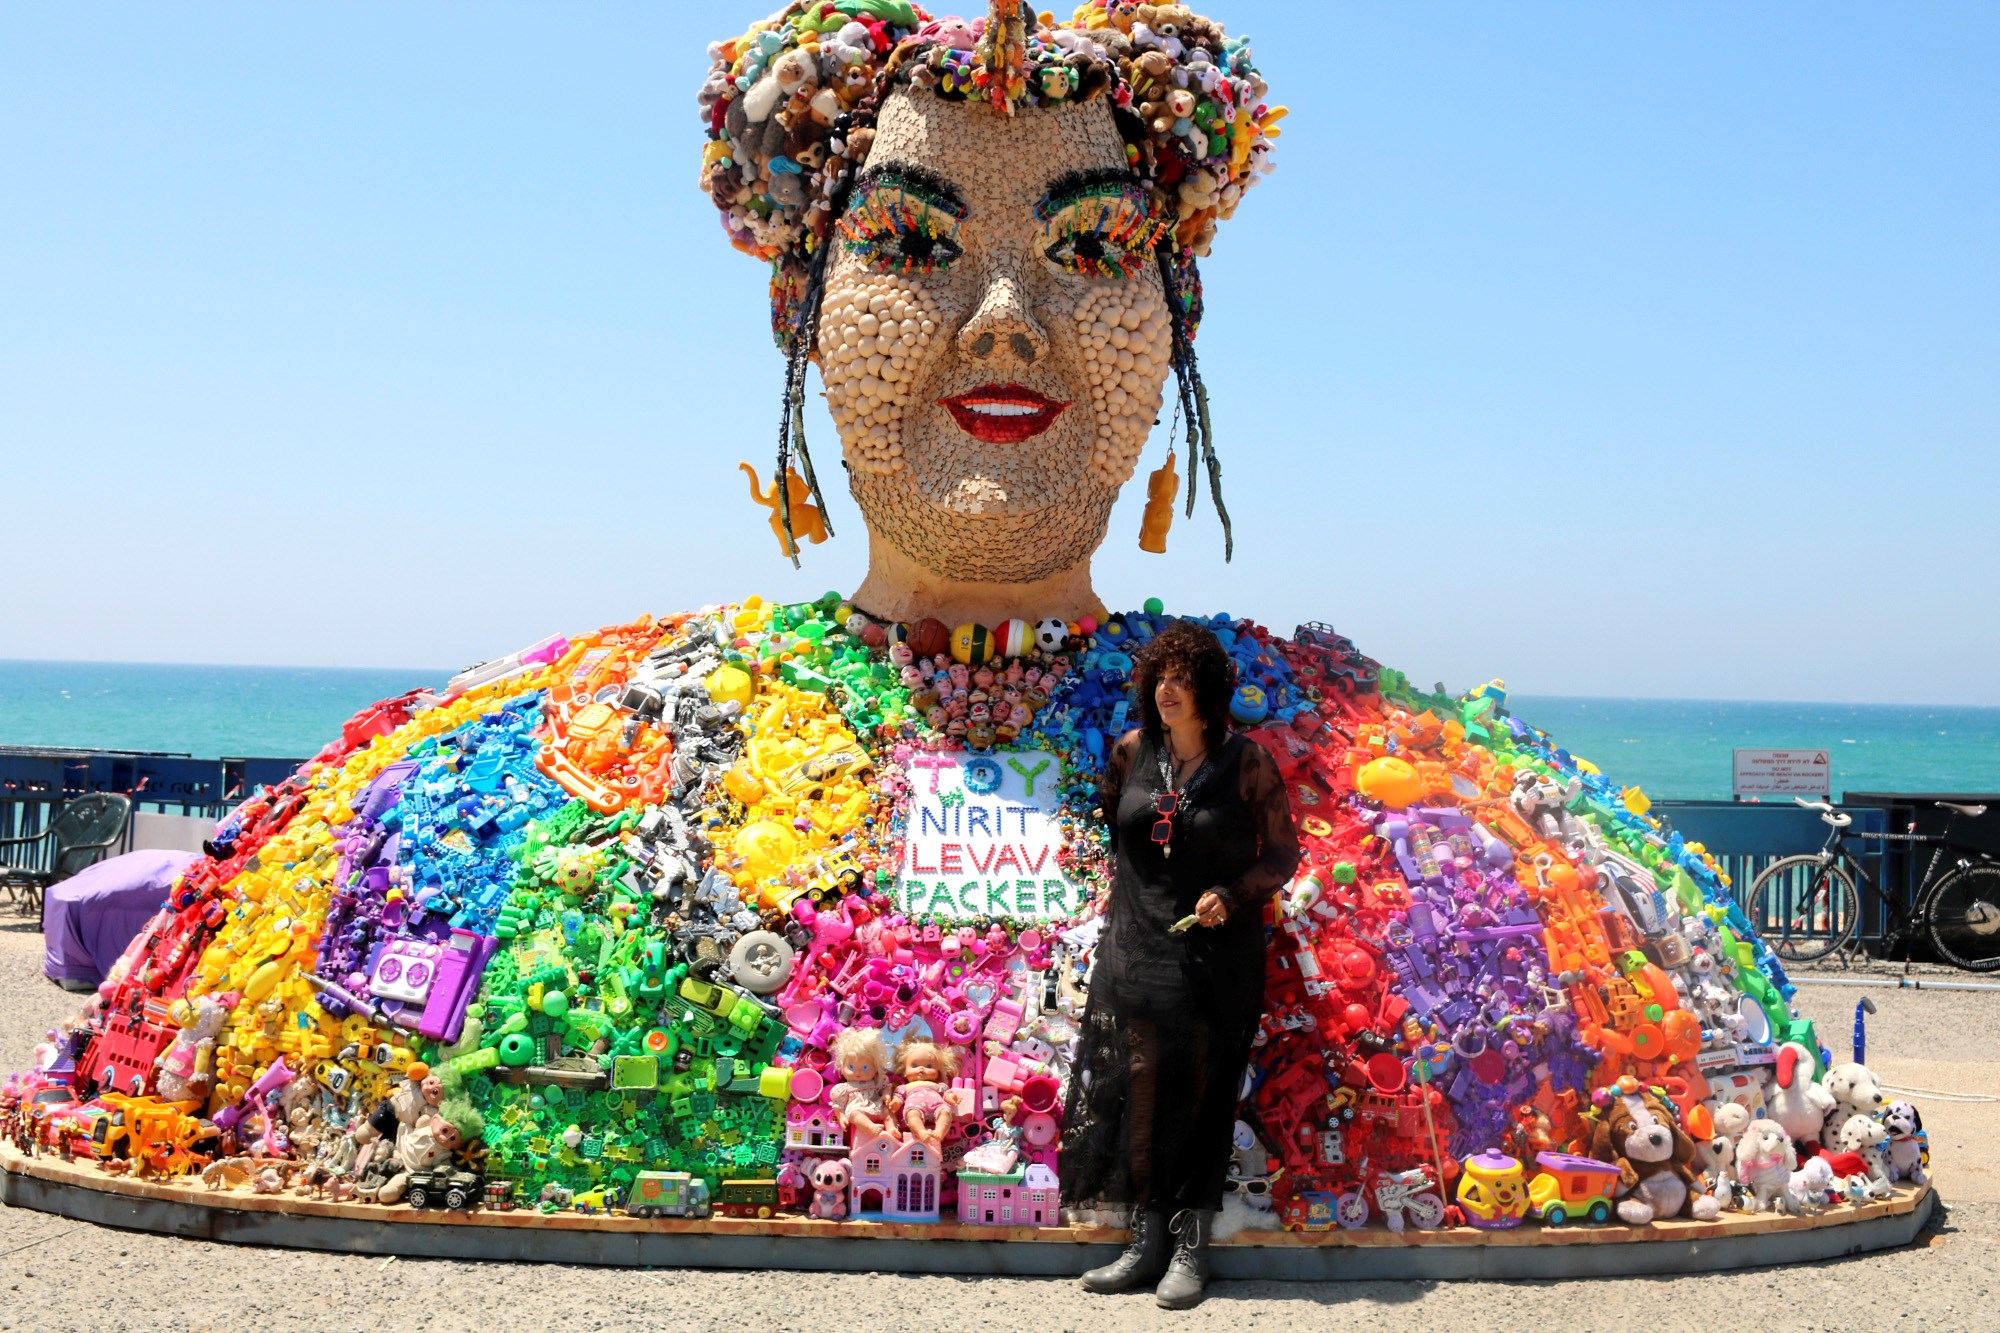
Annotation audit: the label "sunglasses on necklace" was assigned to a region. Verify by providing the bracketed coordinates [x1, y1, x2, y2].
[1151, 790, 1179, 850]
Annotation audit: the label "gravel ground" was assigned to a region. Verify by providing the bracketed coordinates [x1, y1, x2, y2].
[2, 918, 1994, 1333]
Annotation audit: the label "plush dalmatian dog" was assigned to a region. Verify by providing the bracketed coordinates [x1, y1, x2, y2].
[1819, 1062, 1887, 1144]
[1881, 1101, 1929, 1185]
[1836, 1114, 1893, 1188]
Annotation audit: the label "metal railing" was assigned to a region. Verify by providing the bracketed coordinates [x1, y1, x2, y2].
[0, 746, 306, 872]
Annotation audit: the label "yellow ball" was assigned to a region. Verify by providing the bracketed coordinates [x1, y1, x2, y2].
[950, 622, 995, 665]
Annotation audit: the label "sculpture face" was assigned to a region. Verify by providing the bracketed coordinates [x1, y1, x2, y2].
[821, 90, 1175, 584]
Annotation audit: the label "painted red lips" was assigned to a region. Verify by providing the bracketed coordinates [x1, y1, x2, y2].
[938, 384, 1071, 444]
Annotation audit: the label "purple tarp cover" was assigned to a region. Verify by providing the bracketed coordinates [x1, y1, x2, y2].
[42, 849, 199, 987]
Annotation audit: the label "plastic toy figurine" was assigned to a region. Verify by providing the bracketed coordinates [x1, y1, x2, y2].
[890, 1039, 961, 1153]
[741, 461, 829, 561]
[1137, 450, 1179, 553]
[809, 1158, 851, 1220]
[828, 1028, 896, 1142]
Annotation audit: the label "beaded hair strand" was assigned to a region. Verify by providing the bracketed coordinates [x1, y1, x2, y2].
[1157, 244, 1230, 561]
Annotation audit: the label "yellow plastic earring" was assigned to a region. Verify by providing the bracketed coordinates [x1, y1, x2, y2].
[1138, 449, 1179, 554]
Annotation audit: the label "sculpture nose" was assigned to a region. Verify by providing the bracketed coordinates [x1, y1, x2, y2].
[957, 262, 1048, 366]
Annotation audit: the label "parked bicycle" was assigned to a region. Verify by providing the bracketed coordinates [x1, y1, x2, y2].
[1746, 798, 2000, 971]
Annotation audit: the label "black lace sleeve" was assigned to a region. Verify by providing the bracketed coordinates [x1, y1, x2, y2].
[1099, 729, 1140, 854]
[1224, 738, 1300, 913]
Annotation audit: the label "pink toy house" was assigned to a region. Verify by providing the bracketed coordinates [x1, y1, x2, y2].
[848, 1130, 940, 1222]
[955, 1162, 1060, 1227]
[785, 1104, 847, 1155]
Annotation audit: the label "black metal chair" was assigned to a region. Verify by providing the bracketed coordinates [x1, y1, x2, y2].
[0, 792, 131, 928]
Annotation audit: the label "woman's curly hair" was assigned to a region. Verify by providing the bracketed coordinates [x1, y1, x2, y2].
[1131, 618, 1235, 754]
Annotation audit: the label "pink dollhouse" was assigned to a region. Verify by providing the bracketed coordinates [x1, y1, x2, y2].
[955, 1162, 1060, 1227]
[785, 1104, 847, 1155]
[847, 1130, 940, 1222]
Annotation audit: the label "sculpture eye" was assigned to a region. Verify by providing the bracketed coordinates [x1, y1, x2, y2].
[1037, 191, 1169, 280]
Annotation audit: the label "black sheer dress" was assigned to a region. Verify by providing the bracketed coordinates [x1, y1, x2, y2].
[1060, 728, 1301, 1213]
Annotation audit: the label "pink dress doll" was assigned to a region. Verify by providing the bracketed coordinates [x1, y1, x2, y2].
[891, 1039, 962, 1153]
[828, 1027, 895, 1140]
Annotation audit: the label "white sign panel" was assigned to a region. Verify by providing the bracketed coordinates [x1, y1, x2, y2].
[897, 748, 1083, 921]
[1732, 748, 1831, 798]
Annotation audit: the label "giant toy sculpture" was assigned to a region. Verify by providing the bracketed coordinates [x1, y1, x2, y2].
[3, 1, 1926, 1253]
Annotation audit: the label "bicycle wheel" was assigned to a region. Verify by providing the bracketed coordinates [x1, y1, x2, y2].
[1923, 863, 2000, 972]
[1747, 855, 1859, 963]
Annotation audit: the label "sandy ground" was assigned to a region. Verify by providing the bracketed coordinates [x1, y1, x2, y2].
[2, 916, 1995, 1333]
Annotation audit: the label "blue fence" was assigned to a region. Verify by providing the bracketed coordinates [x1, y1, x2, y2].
[5, 745, 1993, 952]
[0, 746, 305, 877]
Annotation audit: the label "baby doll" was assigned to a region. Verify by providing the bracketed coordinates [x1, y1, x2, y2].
[153, 994, 236, 1104]
[828, 1028, 896, 1141]
[891, 1039, 962, 1154]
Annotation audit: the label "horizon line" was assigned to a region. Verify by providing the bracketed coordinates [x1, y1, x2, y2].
[2, 657, 1996, 713]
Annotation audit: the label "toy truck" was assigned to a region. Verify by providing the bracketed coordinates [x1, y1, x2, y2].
[627, 1170, 712, 1218]
[1527, 1152, 1620, 1225]
[403, 1166, 484, 1211]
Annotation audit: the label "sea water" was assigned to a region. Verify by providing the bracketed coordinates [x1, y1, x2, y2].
[1, 661, 1996, 802]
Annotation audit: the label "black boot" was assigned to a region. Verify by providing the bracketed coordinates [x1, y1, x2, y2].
[1080, 1209, 1171, 1293]
[1154, 1208, 1214, 1309]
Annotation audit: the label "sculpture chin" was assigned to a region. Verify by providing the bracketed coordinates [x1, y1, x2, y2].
[851, 466, 1118, 586]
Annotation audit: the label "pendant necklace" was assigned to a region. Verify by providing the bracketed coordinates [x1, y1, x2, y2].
[1151, 735, 1205, 860]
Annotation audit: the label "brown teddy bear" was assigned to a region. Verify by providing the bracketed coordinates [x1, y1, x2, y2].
[1588, 1085, 1723, 1224]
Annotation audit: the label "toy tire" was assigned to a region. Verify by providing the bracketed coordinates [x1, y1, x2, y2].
[1588, 1200, 1611, 1223]
[1406, 1194, 1445, 1230]
[1332, 1192, 1370, 1229]
[407, 1185, 430, 1209]
[445, 1186, 472, 1210]
[1544, 1206, 1566, 1226]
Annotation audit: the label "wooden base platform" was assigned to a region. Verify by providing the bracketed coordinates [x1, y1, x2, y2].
[0, 1143, 1936, 1281]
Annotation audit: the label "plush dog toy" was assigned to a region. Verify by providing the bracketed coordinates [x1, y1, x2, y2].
[1819, 1062, 1887, 1143]
[1881, 1101, 1929, 1185]
[1736, 1117, 1798, 1214]
[1786, 1155, 1836, 1214]
[1589, 1086, 1722, 1224]
[1693, 1102, 1754, 1192]
[808, 1158, 851, 1221]
[1836, 1114, 1893, 1188]
[1767, 1042, 1836, 1146]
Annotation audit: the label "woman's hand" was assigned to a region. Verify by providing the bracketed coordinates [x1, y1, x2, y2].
[1194, 891, 1229, 928]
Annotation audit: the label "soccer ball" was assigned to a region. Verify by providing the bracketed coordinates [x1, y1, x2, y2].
[1034, 618, 1069, 654]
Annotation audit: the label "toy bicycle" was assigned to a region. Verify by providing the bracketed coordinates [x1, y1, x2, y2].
[1747, 798, 2000, 971]
[1334, 1160, 1445, 1232]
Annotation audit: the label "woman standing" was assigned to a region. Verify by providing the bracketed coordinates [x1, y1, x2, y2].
[1062, 620, 1301, 1309]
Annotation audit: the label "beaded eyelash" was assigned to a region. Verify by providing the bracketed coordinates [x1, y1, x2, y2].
[838, 173, 968, 278]
[1037, 189, 1171, 281]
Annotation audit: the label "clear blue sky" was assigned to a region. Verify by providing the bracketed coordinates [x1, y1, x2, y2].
[3, 3, 1994, 704]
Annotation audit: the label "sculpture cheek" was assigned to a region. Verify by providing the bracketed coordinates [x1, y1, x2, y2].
[1071, 286, 1172, 488]
[820, 272, 938, 476]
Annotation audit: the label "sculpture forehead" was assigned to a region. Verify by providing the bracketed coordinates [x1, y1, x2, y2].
[865, 90, 1131, 209]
